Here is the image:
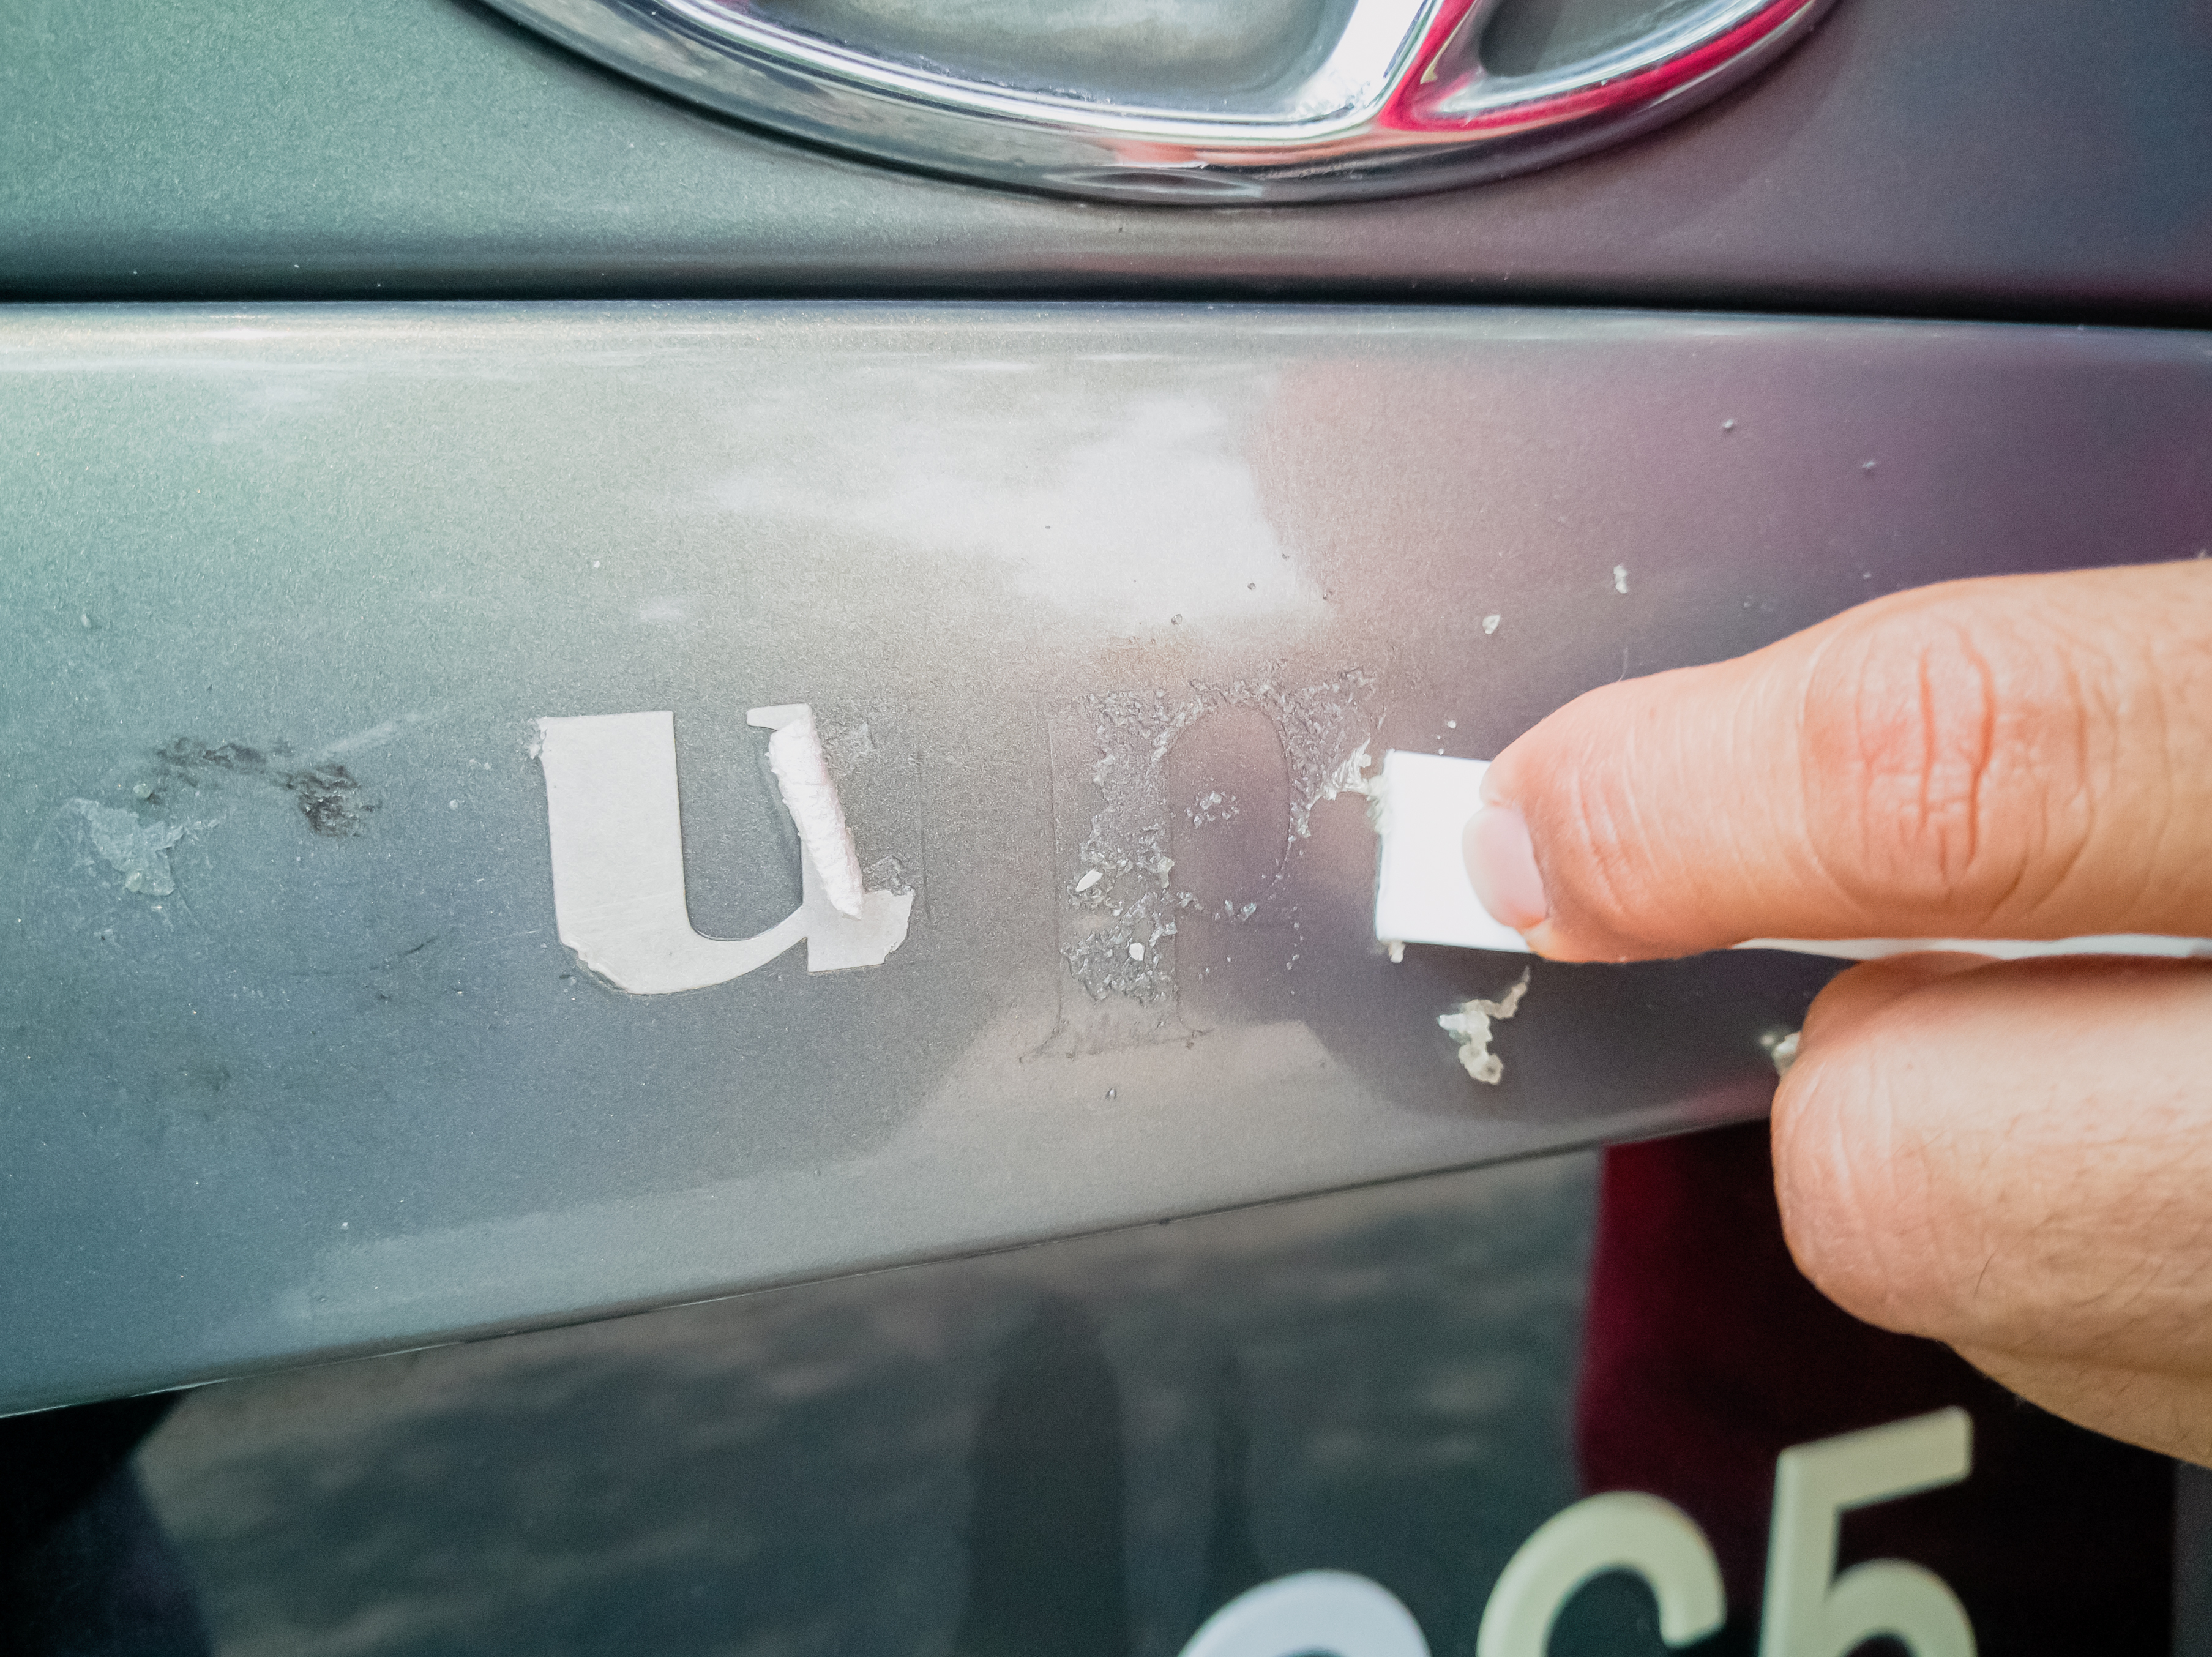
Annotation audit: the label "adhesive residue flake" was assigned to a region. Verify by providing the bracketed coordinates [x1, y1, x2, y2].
[67, 800, 189, 896]
[1064, 670, 1378, 1003]
[1438, 968, 1531, 1085]
[64, 731, 381, 899]
[1761, 1028, 1801, 1076]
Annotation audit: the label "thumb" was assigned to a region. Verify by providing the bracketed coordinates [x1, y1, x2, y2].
[1466, 561, 2212, 961]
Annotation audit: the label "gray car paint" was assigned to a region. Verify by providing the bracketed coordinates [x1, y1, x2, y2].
[6, 300, 2210, 1414]
[2, 0, 2210, 316]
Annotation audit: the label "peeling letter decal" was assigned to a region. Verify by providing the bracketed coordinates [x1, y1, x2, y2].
[536, 708, 912, 995]
[752, 703, 868, 920]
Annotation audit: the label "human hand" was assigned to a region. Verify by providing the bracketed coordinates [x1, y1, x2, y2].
[1466, 561, 2212, 1464]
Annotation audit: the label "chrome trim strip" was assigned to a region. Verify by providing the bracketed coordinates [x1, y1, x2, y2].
[487, 0, 1834, 201]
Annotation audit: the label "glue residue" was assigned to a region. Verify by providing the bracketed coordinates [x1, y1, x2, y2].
[1438, 968, 1531, 1086]
[69, 800, 189, 897]
[1064, 670, 1378, 1003]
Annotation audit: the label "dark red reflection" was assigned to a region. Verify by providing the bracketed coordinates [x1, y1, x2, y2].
[1380, 0, 1822, 138]
[1577, 1123, 2172, 1655]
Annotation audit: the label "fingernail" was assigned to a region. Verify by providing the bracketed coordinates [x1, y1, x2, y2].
[1463, 804, 1548, 932]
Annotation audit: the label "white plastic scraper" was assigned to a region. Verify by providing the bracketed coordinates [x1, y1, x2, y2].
[1369, 749, 2212, 963]
[1372, 752, 1531, 954]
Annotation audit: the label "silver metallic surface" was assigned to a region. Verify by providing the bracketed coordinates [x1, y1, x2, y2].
[484, 0, 1831, 203]
[6, 302, 2212, 1415]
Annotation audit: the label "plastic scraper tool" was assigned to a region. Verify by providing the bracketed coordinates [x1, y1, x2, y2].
[1369, 749, 2212, 964]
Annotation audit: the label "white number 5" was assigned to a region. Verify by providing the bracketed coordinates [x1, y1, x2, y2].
[1474, 1408, 1973, 1657]
[1761, 1407, 1975, 1657]
[1176, 1408, 1975, 1657]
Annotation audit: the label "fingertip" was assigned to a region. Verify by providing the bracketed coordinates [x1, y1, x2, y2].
[1463, 803, 1548, 933]
[1477, 751, 1512, 806]
[1799, 951, 1992, 1044]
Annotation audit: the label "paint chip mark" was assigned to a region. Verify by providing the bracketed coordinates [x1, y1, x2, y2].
[1482, 614, 1501, 635]
[1438, 967, 1531, 1086]
[1075, 868, 1103, 894]
[1612, 566, 1629, 596]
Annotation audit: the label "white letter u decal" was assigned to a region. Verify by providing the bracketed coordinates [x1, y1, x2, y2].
[536, 708, 913, 995]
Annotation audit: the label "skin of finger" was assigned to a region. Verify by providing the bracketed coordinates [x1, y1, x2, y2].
[1481, 561, 2212, 962]
[1770, 957, 2212, 1377]
[1793, 952, 1990, 1047]
[1950, 1345, 2212, 1468]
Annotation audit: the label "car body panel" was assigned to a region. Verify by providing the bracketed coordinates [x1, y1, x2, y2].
[133, 1150, 1605, 1657]
[7, 0, 2212, 1642]
[6, 300, 2210, 1413]
[3, 0, 2212, 317]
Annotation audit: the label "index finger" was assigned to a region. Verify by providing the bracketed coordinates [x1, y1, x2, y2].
[1468, 561, 2212, 962]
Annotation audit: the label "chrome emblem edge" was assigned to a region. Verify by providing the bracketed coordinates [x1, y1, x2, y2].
[487, 0, 1836, 203]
